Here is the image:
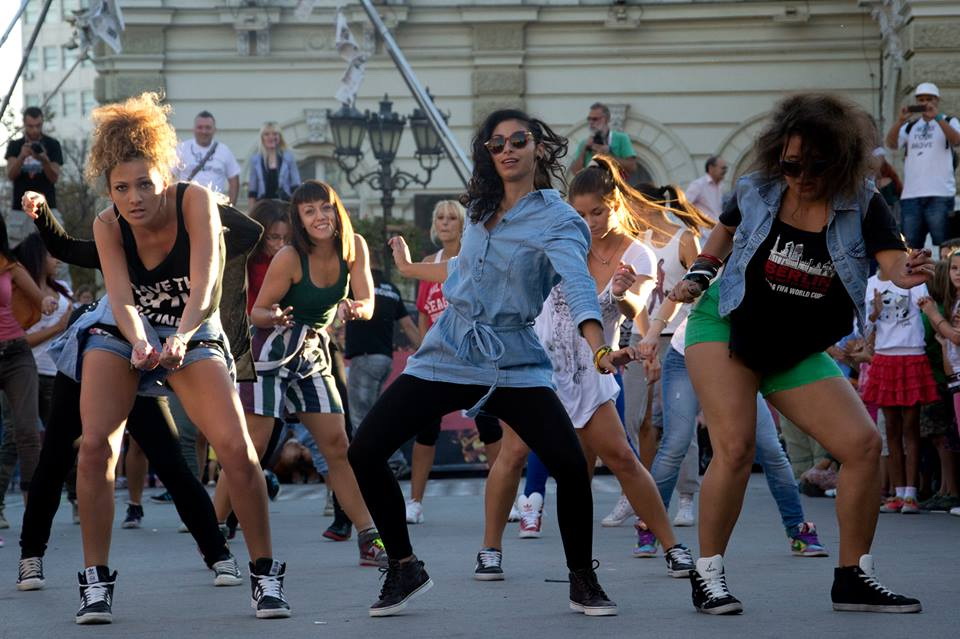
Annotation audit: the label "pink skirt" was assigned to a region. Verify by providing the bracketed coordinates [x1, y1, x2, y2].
[860, 354, 940, 408]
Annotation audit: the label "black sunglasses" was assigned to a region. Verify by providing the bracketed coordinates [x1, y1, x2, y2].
[484, 130, 533, 155]
[779, 158, 831, 178]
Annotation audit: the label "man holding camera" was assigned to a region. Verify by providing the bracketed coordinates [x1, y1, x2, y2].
[570, 102, 637, 176]
[4, 107, 63, 246]
[885, 81, 960, 249]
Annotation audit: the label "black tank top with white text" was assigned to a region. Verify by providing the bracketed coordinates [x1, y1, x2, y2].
[117, 183, 224, 327]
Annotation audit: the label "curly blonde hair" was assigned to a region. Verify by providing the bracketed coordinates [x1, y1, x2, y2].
[86, 92, 179, 190]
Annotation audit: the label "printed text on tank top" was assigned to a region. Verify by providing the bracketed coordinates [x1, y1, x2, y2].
[118, 183, 192, 327]
[420, 251, 449, 326]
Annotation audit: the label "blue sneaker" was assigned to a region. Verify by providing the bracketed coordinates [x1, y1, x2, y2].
[632, 520, 658, 558]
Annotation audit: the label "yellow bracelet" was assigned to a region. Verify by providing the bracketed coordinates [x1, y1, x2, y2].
[594, 345, 614, 372]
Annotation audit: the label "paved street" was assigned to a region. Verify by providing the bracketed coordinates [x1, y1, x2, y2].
[0, 475, 955, 638]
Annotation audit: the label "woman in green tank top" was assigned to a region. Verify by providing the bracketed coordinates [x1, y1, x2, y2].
[237, 180, 388, 566]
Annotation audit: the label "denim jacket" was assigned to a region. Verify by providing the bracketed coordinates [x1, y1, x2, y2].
[247, 150, 301, 200]
[404, 189, 602, 416]
[716, 171, 874, 332]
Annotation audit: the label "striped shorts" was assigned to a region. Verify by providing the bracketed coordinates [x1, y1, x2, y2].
[239, 324, 343, 418]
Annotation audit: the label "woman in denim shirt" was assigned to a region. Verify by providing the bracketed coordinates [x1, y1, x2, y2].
[672, 94, 930, 616]
[348, 110, 632, 618]
[246, 122, 301, 210]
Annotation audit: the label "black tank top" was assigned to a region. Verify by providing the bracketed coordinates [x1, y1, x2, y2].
[118, 183, 224, 327]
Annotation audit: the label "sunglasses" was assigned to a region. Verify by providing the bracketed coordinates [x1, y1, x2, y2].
[484, 130, 533, 155]
[779, 158, 831, 178]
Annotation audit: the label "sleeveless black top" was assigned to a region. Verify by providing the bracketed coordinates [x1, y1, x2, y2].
[117, 183, 224, 328]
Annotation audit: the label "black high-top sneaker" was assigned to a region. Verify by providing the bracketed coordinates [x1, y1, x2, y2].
[664, 543, 695, 578]
[568, 561, 618, 616]
[831, 554, 922, 613]
[368, 555, 433, 617]
[76, 566, 117, 624]
[690, 555, 743, 615]
[17, 556, 45, 591]
[249, 558, 291, 619]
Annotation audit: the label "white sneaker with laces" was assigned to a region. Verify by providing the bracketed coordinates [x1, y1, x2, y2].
[405, 499, 424, 524]
[951, 505, 960, 517]
[601, 494, 634, 527]
[508, 500, 521, 523]
[673, 494, 696, 527]
[518, 493, 543, 539]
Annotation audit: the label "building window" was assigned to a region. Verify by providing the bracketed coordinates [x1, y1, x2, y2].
[24, 1, 40, 24]
[63, 46, 78, 69]
[25, 49, 39, 73]
[42, 46, 59, 71]
[25, 93, 41, 108]
[81, 90, 96, 115]
[61, 91, 78, 118]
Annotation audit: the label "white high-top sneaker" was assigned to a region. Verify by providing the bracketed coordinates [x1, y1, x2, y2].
[517, 493, 543, 539]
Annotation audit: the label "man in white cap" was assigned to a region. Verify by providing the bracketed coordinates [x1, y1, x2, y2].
[885, 81, 960, 250]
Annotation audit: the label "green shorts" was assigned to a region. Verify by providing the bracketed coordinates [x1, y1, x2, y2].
[684, 285, 843, 397]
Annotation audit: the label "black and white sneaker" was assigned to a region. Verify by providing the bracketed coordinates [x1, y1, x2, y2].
[568, 560, 618, 616]
[690, 555, 743, 615]
[212, 555, 244, 587]
[76, 566, 117, 624]
[831, 554, 922, 613]
[249, 558, 291, 618]
[17, 556, 45, 591]
[664, 543, 695, 578]
[369, 555, 433, 617]
[121, 503, 143, 529]
[474, 547, 504, 581]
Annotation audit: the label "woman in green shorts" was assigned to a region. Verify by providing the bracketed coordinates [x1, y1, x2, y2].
[672, 94, 930, 616]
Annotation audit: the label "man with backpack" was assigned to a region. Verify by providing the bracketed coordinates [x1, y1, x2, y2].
[173, 110, 241, 205]
[885, 81, 960, 250]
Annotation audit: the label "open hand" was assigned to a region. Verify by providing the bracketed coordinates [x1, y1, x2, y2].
[338, 299, 363, 322]
[388, 236, 412, 274]
[269, 304, 294, 328]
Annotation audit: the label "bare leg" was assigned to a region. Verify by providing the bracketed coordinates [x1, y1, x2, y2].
[126, 439, 146, 505]
[685, 342, 761, 558]
[578, 401, 677, 548]
[901, 405, 921, 488]
[484, 440, 502, 468]
[168, 360, 272, 560]
[77, 351, 139, 566]
[409, 443, 436, 503]
[482, 426, 528, 550]
[882, 407, 905, 489]
[637, 390, 657, 470]
[299, 412, 373, 530]
[213, 412, 274, 522]
[768, 377, 882, 566]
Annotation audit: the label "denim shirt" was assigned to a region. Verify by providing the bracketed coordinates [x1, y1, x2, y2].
[247, 150, 301, 200]
[716, 172, 874, 333]
[404, 189, 602, 416]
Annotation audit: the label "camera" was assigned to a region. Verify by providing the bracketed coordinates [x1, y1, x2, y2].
[30, 141, 44, 154]
[592, 132, 605, 146]
[906, 105, 928, 114]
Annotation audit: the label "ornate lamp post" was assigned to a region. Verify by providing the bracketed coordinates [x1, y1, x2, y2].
[327, 94, 447, 276]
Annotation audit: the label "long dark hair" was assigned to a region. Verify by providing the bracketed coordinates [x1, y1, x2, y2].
[249, 198, 290, 257]
[749, 92, 874, 202]
[461, 109, 568, 223]
[288, 180, 356, 264]
[635, 181, 716, 236]
[13, 233, 72, 299]
[934, 254, 960, 320]
[0, 217, 14, 262]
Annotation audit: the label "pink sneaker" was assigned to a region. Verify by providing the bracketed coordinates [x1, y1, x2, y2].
[879, 496, 904, 513]
[900, 497, 921, 514]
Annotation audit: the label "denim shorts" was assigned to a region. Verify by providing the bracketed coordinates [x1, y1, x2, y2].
[83, 320, 231, 397]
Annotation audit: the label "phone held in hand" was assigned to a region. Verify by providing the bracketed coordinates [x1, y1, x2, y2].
[30, 141, 44, 154]
[906, 105, 928, 114]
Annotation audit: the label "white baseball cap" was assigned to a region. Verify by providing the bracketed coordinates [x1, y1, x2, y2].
[915, 82, 940, 97]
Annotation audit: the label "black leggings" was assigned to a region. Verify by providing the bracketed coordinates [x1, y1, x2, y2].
[20, 373, 230, 567]
[348, 375, 592, 569]
[414, 411, 503, 447]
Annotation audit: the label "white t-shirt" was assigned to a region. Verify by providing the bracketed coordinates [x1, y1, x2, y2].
[174, 139, 241, 195]
[945, 300, 960, 374]
[634, 227, 689, 336]
[685, 173, 723, 218]
[898, 117, 960, 199]
[865, 275, 928, 355]
[27, 282, 72, 376]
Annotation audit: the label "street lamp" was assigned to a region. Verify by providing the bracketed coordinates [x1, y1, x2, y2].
[327, 93, 448, 276]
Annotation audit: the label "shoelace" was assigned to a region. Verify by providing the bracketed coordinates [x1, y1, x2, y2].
[665, 546, 692, 566]
[859, 571, 896, 598]
[213, 559, 239, 576]
[378, 564, 403, 599]
[477, 549, 501, 568]
[254, 573, 285, 600]
[19, 557, 42, 579]
[573, 561, 609, 600]
[520, 510, 540, 528]
[81, 582, 112, 607]
[610, 497, 633, 519]
[698, 572, 732, 601]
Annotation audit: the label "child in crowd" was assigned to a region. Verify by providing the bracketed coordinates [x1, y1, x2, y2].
[862, 266, 939, 513]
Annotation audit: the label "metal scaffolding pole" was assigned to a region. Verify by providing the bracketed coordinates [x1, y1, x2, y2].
[0, 0, 54, 126]
[358, 0, 472, 186]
